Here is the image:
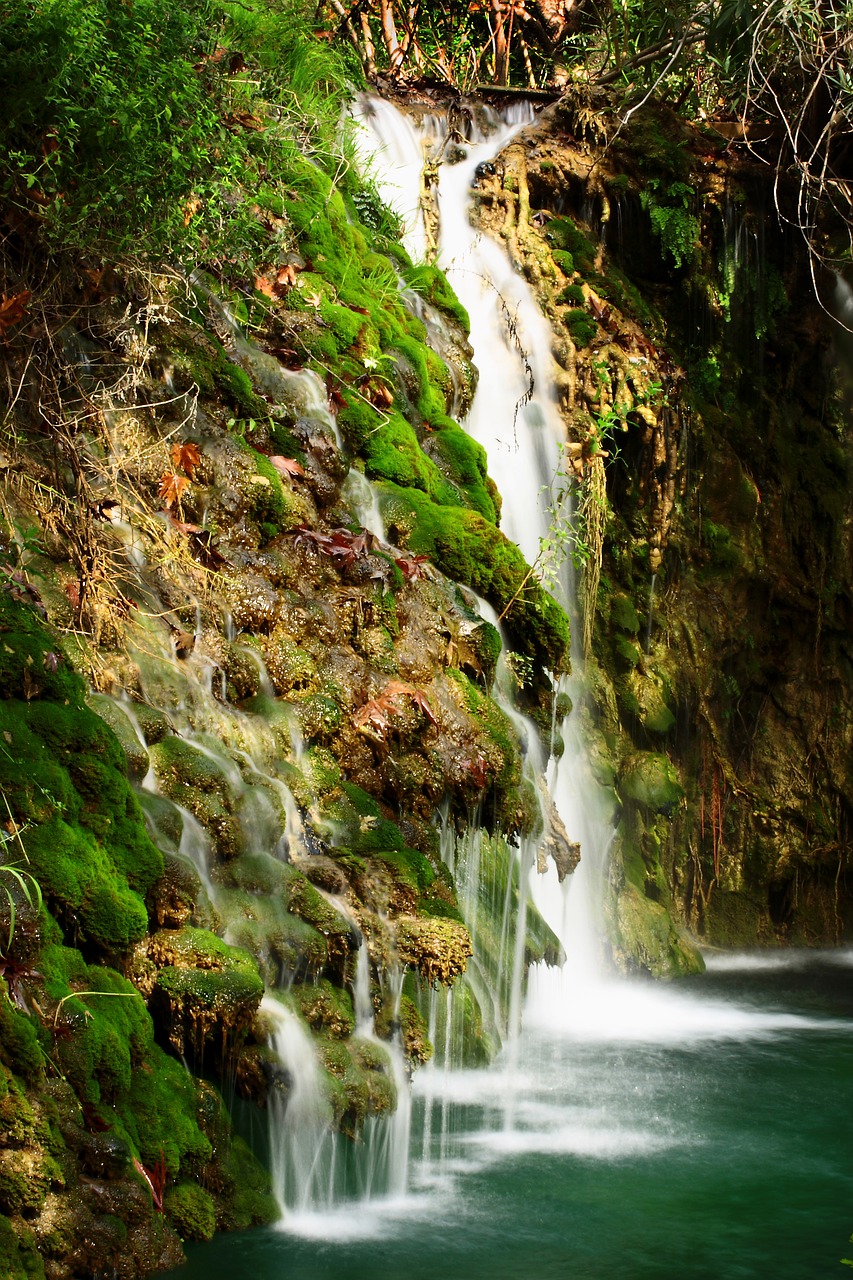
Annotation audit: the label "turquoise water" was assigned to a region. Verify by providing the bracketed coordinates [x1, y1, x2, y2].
[166, 952, 853, 1280]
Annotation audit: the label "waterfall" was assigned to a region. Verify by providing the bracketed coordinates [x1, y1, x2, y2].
[355, 93, 611, 999]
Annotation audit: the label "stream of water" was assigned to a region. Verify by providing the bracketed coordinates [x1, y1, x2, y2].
[163, 98, 853, 1277]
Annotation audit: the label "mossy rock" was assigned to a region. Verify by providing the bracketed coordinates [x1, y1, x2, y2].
[0, 691, 162, 951]
[618, 752, 683, 815]
[611, 593, 641, 634]
[87, 693, 150, 780]
[317, 1033, 396, 1137]
[317, 783, 407, 854]
[0, 1215, 45, 1280]
[165, 1182, 217, 1242]
[261, 628, 318, 696]
[395, 915, 472, 985]
[608, 879, 703, 978]
[0, 997, 44, 1083]
[291, 979, 355, 1039]
[377, 481, 569, 671]
[149, 927, 264, 1057]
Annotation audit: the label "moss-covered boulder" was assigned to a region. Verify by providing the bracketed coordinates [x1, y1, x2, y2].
[618, 752, 684, 815]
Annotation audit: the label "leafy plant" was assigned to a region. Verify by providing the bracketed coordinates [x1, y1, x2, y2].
[640, 179, 699, 269]
[0, 863, 42, 955]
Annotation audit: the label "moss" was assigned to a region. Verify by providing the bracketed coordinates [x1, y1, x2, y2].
[556, 283, 586, 306]
[0, 693, 162, 951]
[291, 979, 355, 1038]
[426, 424, 499, 523]
[248, 448, 300, 535]
[165, 1183, 217, 1242]
[618, 753, 684, 815]
[0, 997, 44, 1083]
[371, 847, 435, 896]
[0, 1215, 45, 1280]
[610, 593, 641, 634]
[395, 916, 472, 984]
[563, 308, 598, 347]
[212, 350, 268, 420]
[378, 482, 569, 671]
[318, 783, 407, 853]
[212, 1132, 277, 1230]
[545, 217, 596, 270]
[0, 592, 84, 705]
[401, 263, 470, 334]
[42, 951, 154, 1102]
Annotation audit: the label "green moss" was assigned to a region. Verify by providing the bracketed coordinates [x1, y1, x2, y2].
[165, 1182, 217, 1241]
[291, 979, 355, 1039]
[0, 693, 162, 951]
[552, 249, 574, 274]
[0, 1216, 45, 1280]
[401, 263, 470, 334]
[42, 952, 153, 1102]
[611, 593, 640, 633]
[545, 217, 596, 271]
[563, 308, 598, 347]
[212, 1130, 277, 1230]
[248, 447, 299, 535]
[0, 998, 42, 1082]
[427, 424, 499, 523]
[318, 782, 407, 853]
[556, 284, 586, 306]
[618, 753, 683, 815]
[378, 482, 569, 671]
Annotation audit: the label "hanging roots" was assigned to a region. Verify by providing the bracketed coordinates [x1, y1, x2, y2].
[579, 451, 606, 657]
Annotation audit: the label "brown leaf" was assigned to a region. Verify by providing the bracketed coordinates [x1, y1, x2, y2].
[275, 263, 300, 290]
[0, 291, 31, 338]
[255, 274, 277, 300]
[269, 455, 305, 479]
[165, 514, 202, 535]
[182, 194, 203, 226]
[225, 110, 265, 132]
[158, 472, 190, 510]
[170, 440, 201, 479]
[367, 379, 394, 409]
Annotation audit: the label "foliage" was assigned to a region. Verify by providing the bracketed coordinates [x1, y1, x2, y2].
[0, 0, 360, 267]
[640, 180, 700, 269]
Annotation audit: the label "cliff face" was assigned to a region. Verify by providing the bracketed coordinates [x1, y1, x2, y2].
[469, 87, 853, 965]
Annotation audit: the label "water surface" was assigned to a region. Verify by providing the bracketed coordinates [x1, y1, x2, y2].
[167, 951, 853, 1280]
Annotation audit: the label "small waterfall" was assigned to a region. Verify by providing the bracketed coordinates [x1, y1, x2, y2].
[265, 997, 339, 1216]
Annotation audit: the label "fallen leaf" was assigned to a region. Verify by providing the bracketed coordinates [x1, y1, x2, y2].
[170, 440, 201, 479]
[0, 291, 31, 338]
[225, 110, 265, 132]
[182, 194, 203, 225]
[158, 472, 190, 510]
[269, 455, 305, 479]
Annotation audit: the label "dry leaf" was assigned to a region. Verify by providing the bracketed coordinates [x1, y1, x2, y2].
[170, 440, 201, 478]
[0, 291, 31, 338]
[158, 472, 190, 510]
[182, 194, 203, 226]
[269, 456, 305, 479]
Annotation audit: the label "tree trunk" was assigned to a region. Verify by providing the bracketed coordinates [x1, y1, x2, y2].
[491, 0, 509, 85]
[379, 0, 404, 71]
